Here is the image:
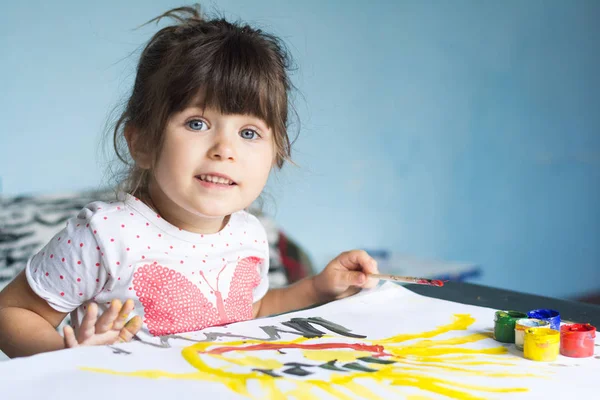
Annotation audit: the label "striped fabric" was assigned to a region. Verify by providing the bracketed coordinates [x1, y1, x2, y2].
[0, 189, 313, 294]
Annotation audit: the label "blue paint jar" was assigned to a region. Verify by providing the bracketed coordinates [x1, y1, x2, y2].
[527, 309, 561, 330]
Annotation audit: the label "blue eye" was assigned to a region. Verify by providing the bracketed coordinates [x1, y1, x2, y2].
[187, 119, 208, 131]
[240, 129, 259, 140]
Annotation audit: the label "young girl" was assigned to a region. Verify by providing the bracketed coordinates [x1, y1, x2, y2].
[0, 5, 379, 358]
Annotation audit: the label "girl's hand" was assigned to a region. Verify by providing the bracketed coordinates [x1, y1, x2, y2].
[312, 250, 380, 302]
[63, 299, 142, 348]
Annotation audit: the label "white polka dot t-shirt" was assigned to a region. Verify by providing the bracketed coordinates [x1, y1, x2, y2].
[25, 193, 270, 340]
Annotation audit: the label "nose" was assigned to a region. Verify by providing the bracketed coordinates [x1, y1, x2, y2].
[208, 132, 236, 161]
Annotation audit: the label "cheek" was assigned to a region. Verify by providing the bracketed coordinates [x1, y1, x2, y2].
[255, 168, 271, 187]
[259, 149, 275, 178]
[246, 152, 273, 188]
[164, 136, 197, 167]
[153, 141, 193, 183]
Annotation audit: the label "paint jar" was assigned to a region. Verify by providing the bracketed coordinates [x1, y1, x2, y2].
[494, 310, 528, 343]
[560, 323, 596, 358]
[527, 309, 560, 330]
[523, 327, 560, 362]
[514, 319, 550, 351]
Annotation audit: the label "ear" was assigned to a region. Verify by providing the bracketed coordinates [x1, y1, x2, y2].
[124, 124, 152, 170]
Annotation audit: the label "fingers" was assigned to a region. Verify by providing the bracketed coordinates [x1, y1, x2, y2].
[63, 325, 79, 348]
[342, 270, 368, 287]
[363, 274, 380, 289]
[111, 299, 135, 331]
[338, 250, 378, 271]
[118, 315, 143, 343]
[64, 299, 140, 348]
[79, 302, 98, 341]
[337, 250, 381, 290]
[95, 299, 122, 333]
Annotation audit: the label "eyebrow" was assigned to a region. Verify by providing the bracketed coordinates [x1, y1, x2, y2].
[182, 105, 207, 115]
[245, 116, 270, 131]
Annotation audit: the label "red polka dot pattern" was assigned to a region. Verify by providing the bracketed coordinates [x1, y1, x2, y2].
[223, 256, 263, 323]
[132, 257, 263, 336]
[27, 195, 269, 340]
[133, 263, 219, 336]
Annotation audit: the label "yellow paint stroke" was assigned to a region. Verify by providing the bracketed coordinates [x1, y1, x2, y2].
[396, 361, 540, 378]
[211, 354, 283, 370]
[446, 360, 516, 366]
[377, 314, 476, 344]
[303, 350, 373, 363]
[82, 313, 539, 399]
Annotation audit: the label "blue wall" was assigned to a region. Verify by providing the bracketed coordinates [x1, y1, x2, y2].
[1, 0, 599, 299]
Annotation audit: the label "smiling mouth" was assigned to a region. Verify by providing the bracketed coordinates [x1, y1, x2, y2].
[196, 174, 237, 186]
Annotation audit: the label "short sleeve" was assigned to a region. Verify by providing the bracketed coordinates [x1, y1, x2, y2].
[252, 223, 270, 303]
[26, 211, 108, 313]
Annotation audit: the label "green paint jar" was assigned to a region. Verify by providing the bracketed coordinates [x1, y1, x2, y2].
[494, 310, 528, 343]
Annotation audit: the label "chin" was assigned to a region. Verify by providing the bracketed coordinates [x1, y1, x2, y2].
[192, 205, 238, 219]
[185, 196, 248, 218]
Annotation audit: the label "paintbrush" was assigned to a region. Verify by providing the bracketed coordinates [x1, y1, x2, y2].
[368, 274, 446, 287]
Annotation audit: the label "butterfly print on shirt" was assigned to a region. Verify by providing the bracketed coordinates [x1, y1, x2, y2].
[132, 257, 263, 336]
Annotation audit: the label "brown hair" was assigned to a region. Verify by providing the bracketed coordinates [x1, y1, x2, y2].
[111, 5, 296, 197]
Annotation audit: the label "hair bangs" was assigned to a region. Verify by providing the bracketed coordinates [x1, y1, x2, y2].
[187, 32, 281, 129]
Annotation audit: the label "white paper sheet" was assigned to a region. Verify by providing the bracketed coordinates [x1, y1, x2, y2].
[1, 282, 598, 399]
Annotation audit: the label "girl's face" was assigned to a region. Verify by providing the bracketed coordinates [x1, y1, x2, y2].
[146, 106, 275, 233]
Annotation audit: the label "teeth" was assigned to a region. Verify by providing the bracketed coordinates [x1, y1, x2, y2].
[199, 174, 233, 185]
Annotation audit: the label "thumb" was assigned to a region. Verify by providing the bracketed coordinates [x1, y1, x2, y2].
[63, 325, 79, 348]
[343, 270, 366, 287]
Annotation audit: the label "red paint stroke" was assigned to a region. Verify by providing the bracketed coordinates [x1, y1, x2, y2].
[416, 279, 446, 287]
[204, 342, 390, 357]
